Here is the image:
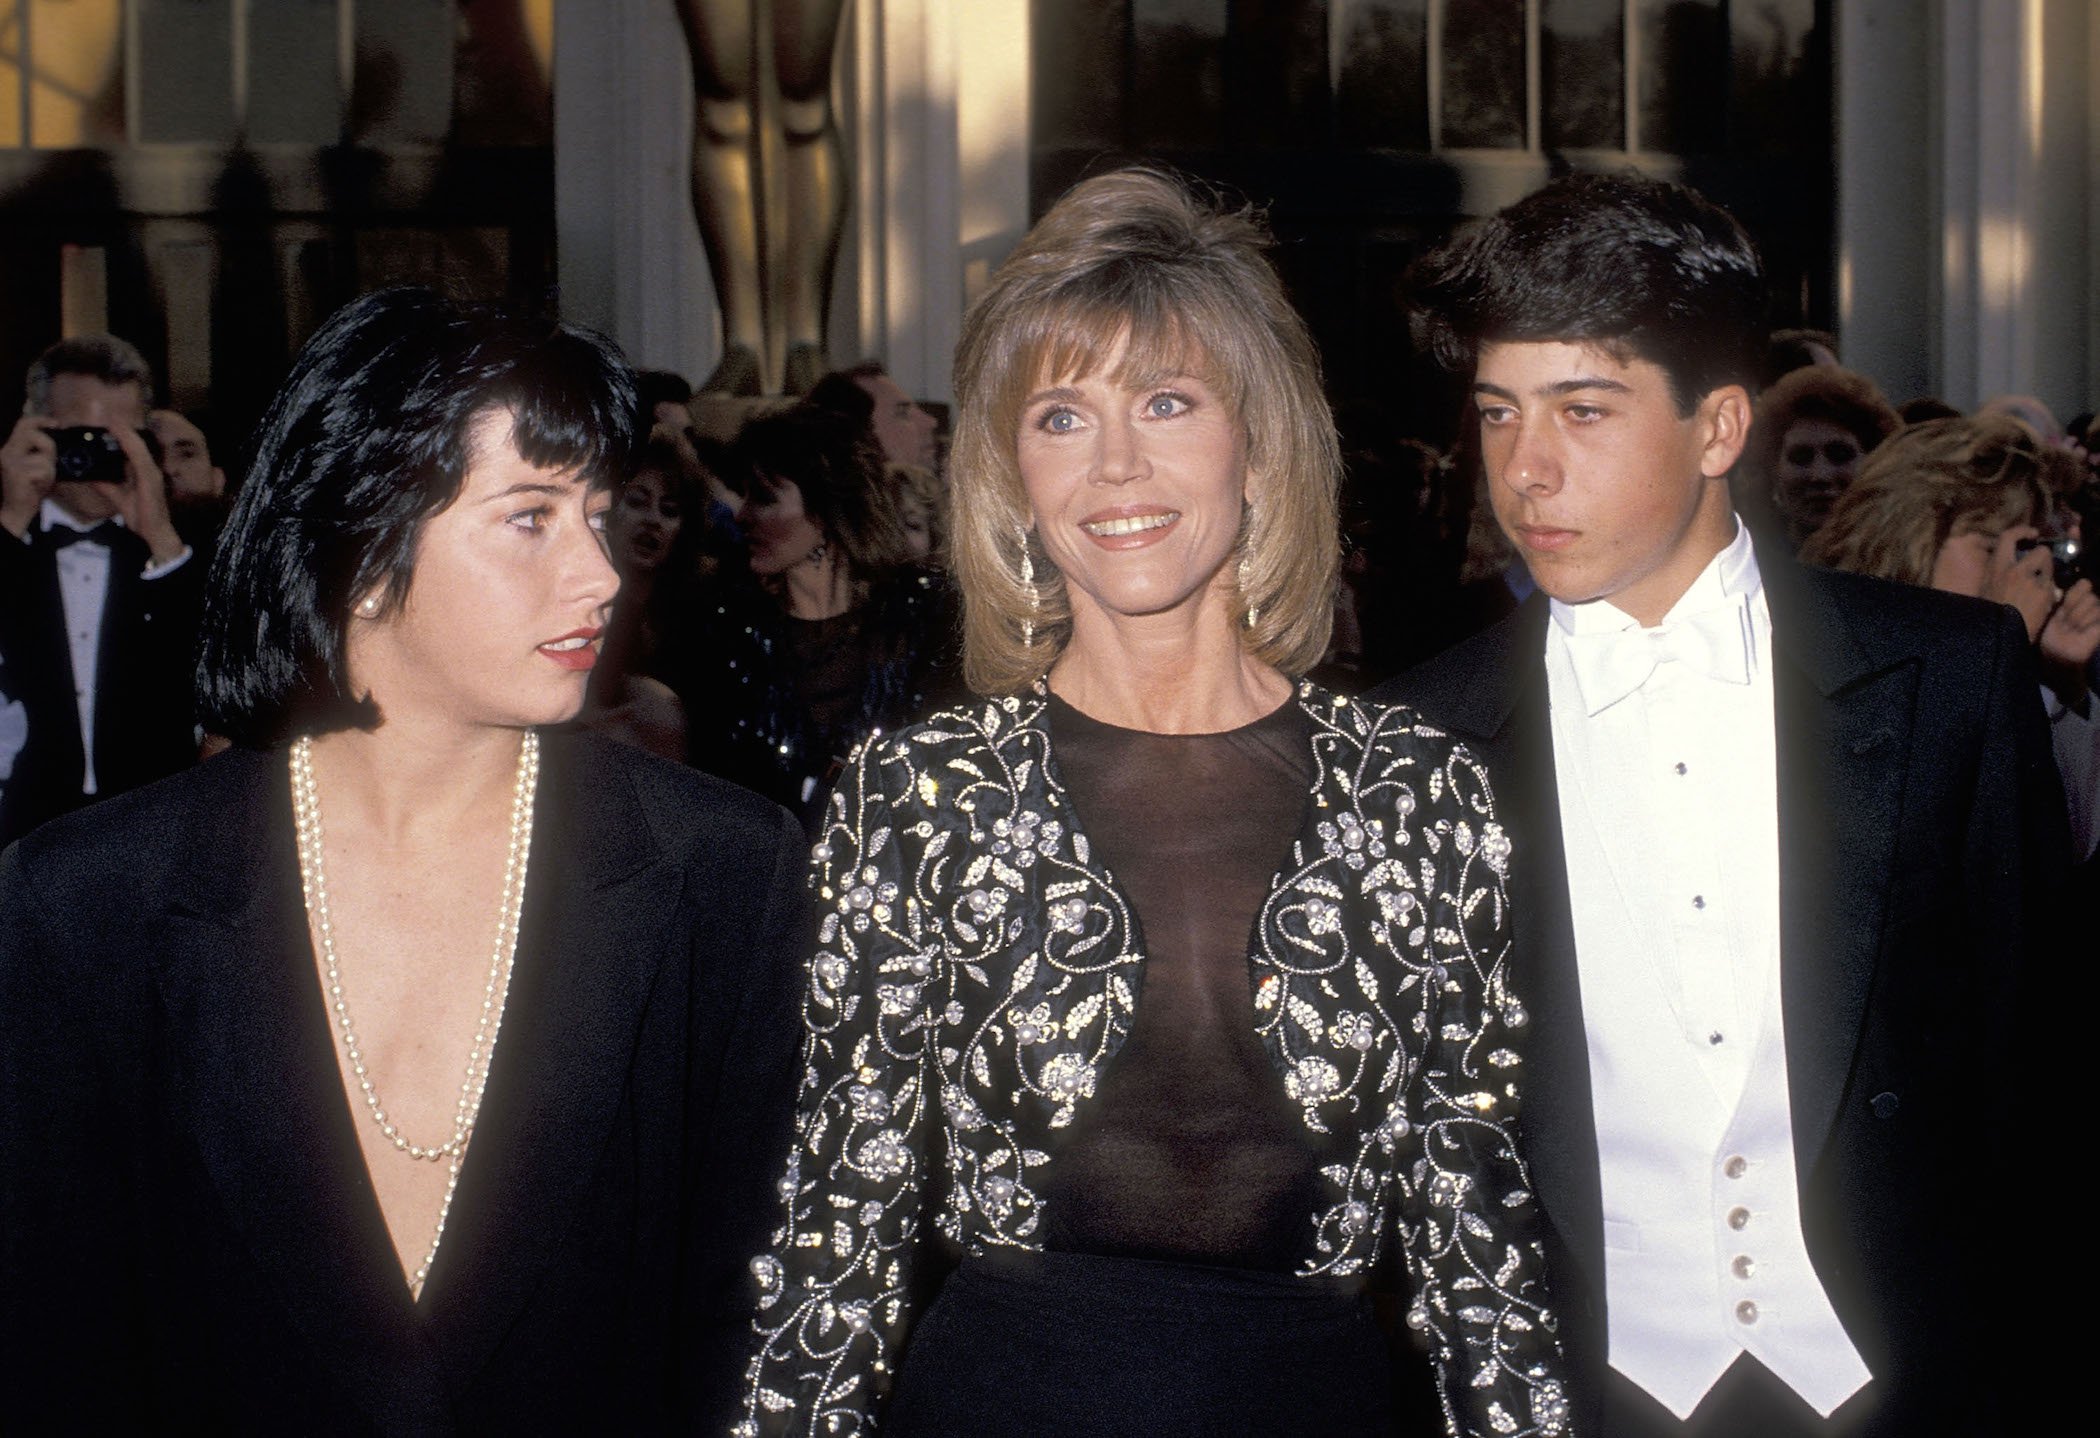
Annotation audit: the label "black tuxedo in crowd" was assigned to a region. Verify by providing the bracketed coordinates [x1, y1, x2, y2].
[0, 516, 204, 847]
[1373, 547, 2067, 1435]
[0, 733, 810, 1433]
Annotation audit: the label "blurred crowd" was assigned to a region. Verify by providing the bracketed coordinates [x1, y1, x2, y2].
[5, 316, 2099, 870]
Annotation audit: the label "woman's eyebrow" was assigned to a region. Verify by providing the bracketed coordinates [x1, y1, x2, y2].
[483, 479, 576, 502]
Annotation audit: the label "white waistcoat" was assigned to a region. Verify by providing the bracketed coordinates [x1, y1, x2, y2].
[1545, 526, 1871, 1419]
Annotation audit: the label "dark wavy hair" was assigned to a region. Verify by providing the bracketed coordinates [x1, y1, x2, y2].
[1411, 170, 1768, 416]
[805, 361, 887, 436]
[726, 401, 907, 581]
[196, 287, 639, 748]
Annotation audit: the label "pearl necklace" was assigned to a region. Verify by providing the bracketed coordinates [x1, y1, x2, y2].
[289, 729, 539, 1296]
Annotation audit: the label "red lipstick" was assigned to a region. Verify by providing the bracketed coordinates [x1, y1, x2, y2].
[537, 627, 602, 671]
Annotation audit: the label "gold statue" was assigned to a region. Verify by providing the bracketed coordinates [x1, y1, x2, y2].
[673, 0, 849, 395]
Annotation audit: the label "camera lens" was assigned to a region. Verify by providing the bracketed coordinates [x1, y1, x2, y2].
[54, 445, 94, 482]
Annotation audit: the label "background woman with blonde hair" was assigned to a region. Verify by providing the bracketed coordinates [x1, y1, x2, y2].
[1803, 414, 2100, 857]
[739, 170, 1566, 1438]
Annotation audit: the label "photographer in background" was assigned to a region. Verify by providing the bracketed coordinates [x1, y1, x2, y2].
[1804, 413, 2100, 861]
[148, 407, 231, 554]
[0, 335, 201, 849]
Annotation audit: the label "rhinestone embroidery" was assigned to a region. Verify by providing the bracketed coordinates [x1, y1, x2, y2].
[738, 686, 1567, 1436]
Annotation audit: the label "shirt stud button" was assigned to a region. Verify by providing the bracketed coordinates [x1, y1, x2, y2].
[1723, 1155, 1748, 1179]
[1735, 1300, 1759, 1325]
[1674, 761, 1688, 775]
[1731, 1254, 1755, 1279]
[1727, 1205, 1751, 1230]
[1708, 1031, 1724, 1045]
[1692, 894, 1707, 910]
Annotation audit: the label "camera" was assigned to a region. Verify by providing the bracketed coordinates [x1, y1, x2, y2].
[2018, 534, 2095, 591]
[2045, 537, 2088, 591]
[50, 426, 130, 486]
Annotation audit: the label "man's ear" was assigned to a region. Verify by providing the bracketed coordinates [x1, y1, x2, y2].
[1697, 384, 1753, 478]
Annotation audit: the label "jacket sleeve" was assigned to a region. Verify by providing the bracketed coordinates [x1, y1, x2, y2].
[736, 739, 940, 1437]
[1394, 739, 1571, 1438]
[680, 800, 812, 1427]
[0, 838, 151, 1427]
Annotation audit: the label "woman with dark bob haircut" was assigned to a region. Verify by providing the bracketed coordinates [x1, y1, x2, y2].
[0, 288, 809, 1431]
[738, 170, 1568, 1437]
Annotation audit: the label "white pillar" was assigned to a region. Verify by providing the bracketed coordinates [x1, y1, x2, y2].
[1839, 0, 2093, 414]
[553, 0, 721, 386]
[1834, 0, 1935, 406]
[842, 0, 1030, 403]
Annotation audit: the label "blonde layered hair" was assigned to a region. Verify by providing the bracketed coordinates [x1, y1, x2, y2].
[1801, 415, 2072, 582]
[949, 168, 1340, 696]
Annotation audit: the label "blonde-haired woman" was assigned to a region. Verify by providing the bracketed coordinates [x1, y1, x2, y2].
[738, 170, 1567, 1437]
[1804, 414, 2100, 856]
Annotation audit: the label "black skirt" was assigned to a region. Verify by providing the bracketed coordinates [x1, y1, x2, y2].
[885, 1249, 1411, 1437]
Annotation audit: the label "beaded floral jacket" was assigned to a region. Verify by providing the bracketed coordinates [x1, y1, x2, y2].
[737, 683, 1570, 1438]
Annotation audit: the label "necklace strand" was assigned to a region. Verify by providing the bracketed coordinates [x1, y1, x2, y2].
[289, 729, 538, 1296]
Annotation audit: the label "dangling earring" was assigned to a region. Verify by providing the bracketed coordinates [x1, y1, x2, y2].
[803, 538, 830, 567]
[1017, 523, 1038, 648]
[1238, 501, 1260, 630]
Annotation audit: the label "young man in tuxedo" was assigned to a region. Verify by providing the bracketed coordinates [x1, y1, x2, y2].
[1373, 173, 2066, 1436]
[0, 336, 201, 848]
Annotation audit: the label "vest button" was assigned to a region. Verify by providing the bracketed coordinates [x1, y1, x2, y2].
[1871, 1091, 1899, 1119]
[1735, 1300, 1759, 1325]
[1731, 1254, 1755, 1279]
[1723, 1154, 1748, 1179]
[1726, 1206, 1751, 1230]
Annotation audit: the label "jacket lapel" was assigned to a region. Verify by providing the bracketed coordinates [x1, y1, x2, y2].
[419, 734, 683, 1381]
[1762, 553, 1913, 1174]
[152, 748, 446, 1420]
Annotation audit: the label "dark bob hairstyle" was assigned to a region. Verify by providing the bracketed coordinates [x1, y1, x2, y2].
[1410, 170, 1768, 416]
[196, 287, 639, 748]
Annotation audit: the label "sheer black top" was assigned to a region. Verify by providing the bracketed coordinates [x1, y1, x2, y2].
[1040, 692, 1333, 1271]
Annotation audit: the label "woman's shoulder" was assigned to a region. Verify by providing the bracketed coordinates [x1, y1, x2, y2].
[0, 747, 281, 967]
[543, 729, 803, 859]
[1304, 682, 1473, 757]
[821, 693, 1049, 830]
[1302, 683, 1501, 812]
[855, 690, 1047, 764]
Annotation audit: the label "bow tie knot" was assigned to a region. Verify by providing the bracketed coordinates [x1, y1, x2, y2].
[42, 520, 122, 552]
[1563, 597, 1754, 715]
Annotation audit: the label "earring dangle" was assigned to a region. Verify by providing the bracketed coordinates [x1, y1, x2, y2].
[1017, 524, 1038, 648]
[1239, 553, 1259, 630]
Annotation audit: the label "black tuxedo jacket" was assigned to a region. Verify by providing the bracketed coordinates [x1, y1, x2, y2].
[0, 733, 811, 1433]
[0, 518, 203, 846]
[1372, 551, 2067, 1435]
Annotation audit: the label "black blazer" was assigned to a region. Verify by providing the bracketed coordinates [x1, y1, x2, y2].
[0, 520, 203, 846]
[1372, 549, 2068, 1435]
[0, 732, 811, 1434]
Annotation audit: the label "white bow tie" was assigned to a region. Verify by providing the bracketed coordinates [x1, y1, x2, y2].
[1562, 596, 1754, 715]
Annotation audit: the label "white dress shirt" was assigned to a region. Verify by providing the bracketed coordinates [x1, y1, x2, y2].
[1544, 520, 1872, 1418]
[0, 656, 24, 786]
[34, 498, 189, 796]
